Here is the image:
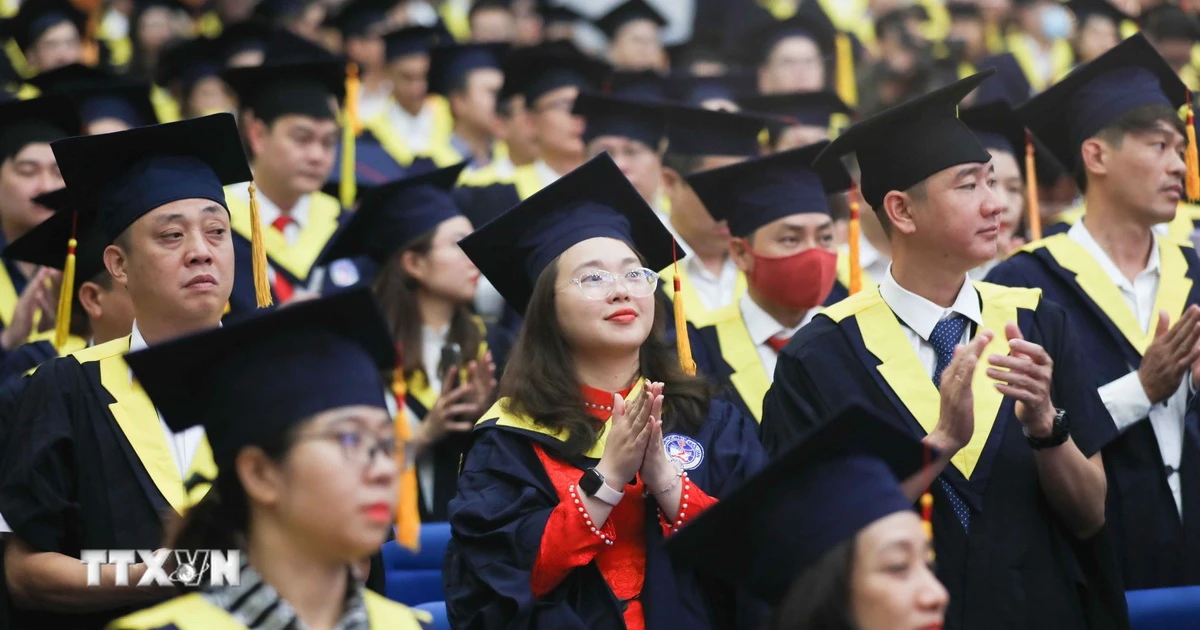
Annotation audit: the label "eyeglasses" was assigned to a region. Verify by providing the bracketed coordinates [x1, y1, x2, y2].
[559, 267, 660, 300]
[299, 430, 398, 467]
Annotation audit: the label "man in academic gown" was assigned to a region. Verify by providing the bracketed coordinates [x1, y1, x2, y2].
[572, 91, 668, 213]
[26, 63, 159, 135]
[686, 142, 850, 424]
[595, 0, 668, 72]
[4, 0, 88, 75]
[430, 42, 508, 170]
[0, 96, 78, 358]
[760, 72, 1125, 630]
[220, 54, 349, 308]
[987, 35, 1200, 590]
[0, 114, 259, 630]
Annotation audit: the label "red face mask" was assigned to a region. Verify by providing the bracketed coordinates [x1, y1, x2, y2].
[741, 241, 838, 311]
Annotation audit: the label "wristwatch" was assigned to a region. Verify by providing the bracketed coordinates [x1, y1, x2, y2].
[1024, 408, 1070, 450]
[579, 468, 624, 506]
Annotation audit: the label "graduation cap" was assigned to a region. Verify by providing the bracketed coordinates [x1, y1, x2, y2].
[0, 95, 80, 162]
[666, 403, 933, 606]
[665, 72, 755, 107]
[498, 40, 611, 105]
[1066, 0, 1132, 26]
[1018, 34, 1187, 176]
[125, 288, 395, 466]
[573, 91, 666, 148]
[959, 100, 1027, 166]
[222, 57, 346, 122]
[687, 140, 851, 237]
[738, 90, 853, 143]
[662, 103, 768, 158]
[1, 0, 86, 53]
[156, 35, 221, 90]
[28, 64, 158, 129]
[218, 19, 275, 62]
[971, 53, 1032, 107]
[427, 43, 506, 96]
[594, 0, 667, 40]
[324, 0, 395, 38]
[319, 161, 467, 266]
[945, 1, 984, 20]
[384, 25, 441, 60]
[815, 70, 995, 210]
[605, 69, 669, 102]
[538, 1, 583, 28]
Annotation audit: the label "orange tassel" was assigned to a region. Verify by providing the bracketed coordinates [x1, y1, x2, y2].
[1187, 92, 1200, 202]
[921, 440, 935, 556]
[79, 5, 100, 66]
[344, 62, 362, 136]
[671, 246, 696, 376]
[392, 345, 421, 551]
[1025, 129, 1042, 242]
[247, 182, 273, 308]
[847, 182, 862, 295]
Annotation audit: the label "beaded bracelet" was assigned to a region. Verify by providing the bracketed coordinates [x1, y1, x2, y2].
[660, 474, 694, 531]
[643, 466, 685, 498]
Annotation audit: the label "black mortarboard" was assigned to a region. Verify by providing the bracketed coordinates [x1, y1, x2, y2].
[50, 113, 252, 245]
[499, 40, 611, 105]
[946, 1, 983, 20]
[666, 72, 756, 107]
[0, 95, 80, 161]
[971, 52, 1032, 106]
[218, 19, 275, 62]
[222, 58, 345, 122]
[126, 288, 395, 467]
[738, 90, 853, 128]
[595, 0, 667, 40]
[2, 0, 85, 53]
[667, 403, 931, 605]
[573, 91, 666, 148]
[2, 188, 106, 290]
[325, 0, 395, 37]
[959, 100, 1026, 164]
[156, 35, 222, 90]
[606, 69, 669, 102]
[1019, 34, 1187, 174]
[459, 153, 680, 314]
[29, 64, 157, 129]
[1067, 0, 1132, 26]
[538, 1, 582, 27]
[384, 25, 440, 60]
[815, 70, 995, 209]
[319, 161, 467, 265]
[687, 141, 851, 236]
[662, 103, 768, 157]
[427, 43, 506, 96]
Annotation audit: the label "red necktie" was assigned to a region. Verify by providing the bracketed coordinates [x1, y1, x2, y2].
[270, 215, 294, 302]
[766, 335, 791, 353]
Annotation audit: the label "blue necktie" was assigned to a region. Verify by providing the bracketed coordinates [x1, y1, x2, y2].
[930, 314, 971, 531]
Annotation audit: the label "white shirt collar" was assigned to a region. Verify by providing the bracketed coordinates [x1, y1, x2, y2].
[878, 265, 983, 342]
[532, 159, 562, 187]
[129, 320, 147, 354]
[739, 293, 808, 346]
[229, 181, 312, 230]
[1068, 219, 1161, 289]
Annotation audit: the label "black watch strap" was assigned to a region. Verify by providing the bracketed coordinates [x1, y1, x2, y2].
[1025, 408, 1070, 450]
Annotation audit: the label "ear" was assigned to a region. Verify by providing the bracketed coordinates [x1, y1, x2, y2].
[1079, 137, 1109, 182]
[78, 280, 104, 321]
[104, 243, 130, 288]
[399, 249, 427, 282]
[882, 190, 918, 235]
[728, 237, 755, 274]
[245, 114, 269, 159]
[661, 166, 682, 194]
[236, 446, 286, 508]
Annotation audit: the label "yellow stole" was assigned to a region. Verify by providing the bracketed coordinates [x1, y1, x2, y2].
[658, 262, 747, 328]
[227, 189, 342, 283]
[0, 260, 17, 327]
[107, 590, 430, 630]
[365, 96, 457, 167]
[824, 282, 1042, 478]
[1034, 234, 1192, 355]
[476, 379, 648, 459]
[150, 84, 181, 124]
[1051, 203, 1199, 247]
[72, 337, 216, 512]
[1005, 34, 1073, 92]
[710, 311, 770, 423]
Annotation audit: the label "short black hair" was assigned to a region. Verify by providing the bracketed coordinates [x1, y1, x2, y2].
[1143, 4, 1200, 43]
[1073, 103, 1186, 193]
[661, 152, 704, 177]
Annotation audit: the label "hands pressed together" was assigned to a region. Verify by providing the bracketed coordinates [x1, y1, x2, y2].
[595, 382, 678, 493]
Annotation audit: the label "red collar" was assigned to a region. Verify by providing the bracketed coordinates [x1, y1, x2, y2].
[580, 383, 636, 421]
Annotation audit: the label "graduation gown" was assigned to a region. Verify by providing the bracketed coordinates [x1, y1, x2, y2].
[985, 234, 1200, 590]
[454, 163, 546, 228]
[688, 308, 771, 424]
[0, 336, 217, 630]
[658, 263, 747, 329]
[760, 282, 1126, 630]
[0, 333, 87, 384]
[362, 95, 457, 168]
[106, 590, 430, 629]
[444, 394, 769, 630]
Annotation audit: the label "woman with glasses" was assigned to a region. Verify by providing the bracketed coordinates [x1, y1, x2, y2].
[444, 155, 768, 630]
[318, 162, 505, 523]
[108, 289, 430, 630]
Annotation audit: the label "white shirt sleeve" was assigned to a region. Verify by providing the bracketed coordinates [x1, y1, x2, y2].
[0, 511, 10, 534]
[1099, 371, 1154, 433]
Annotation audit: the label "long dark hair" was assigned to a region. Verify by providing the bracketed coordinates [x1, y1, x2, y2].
[497, 257, 714, 458]
[167, 428, 297, 591]
[372, 228, 483, 381]
[767, 540, 859, 630]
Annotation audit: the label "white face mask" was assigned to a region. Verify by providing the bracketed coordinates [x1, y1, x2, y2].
[1040, 4, 1073, 40]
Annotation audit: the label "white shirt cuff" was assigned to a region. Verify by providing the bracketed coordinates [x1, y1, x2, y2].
[1099, 371, 1154, 433]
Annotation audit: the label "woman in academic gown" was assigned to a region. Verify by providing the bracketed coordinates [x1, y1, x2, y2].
[316, 161, 507, 522]
[444, 154, 769, 630]
[107, 289, 430, 630]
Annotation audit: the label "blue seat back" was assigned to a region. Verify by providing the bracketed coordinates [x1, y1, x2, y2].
[1127, 586, 1200, 630]
[414, 601, 450, 630]
[381, 523, 452, 606]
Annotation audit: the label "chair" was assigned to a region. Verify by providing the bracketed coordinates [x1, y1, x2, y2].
[381, 522, 453, 606]
[414, 601, 450, 630]
[1126, 586, 1200, 630]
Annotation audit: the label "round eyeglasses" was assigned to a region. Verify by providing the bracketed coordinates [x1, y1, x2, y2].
[559, 268, 660, 300]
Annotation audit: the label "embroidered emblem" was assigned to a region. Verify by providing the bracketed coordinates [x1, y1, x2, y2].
[330, 259, 360, 287]
[663, 434, 704, 471]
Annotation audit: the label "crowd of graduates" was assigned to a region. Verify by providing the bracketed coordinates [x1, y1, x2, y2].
[0, 0, 1198, 629]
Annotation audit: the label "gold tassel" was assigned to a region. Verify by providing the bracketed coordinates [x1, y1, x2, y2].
[247, 182, 273, 308]
[340, 63, 361, 208]
[392, 346, 421, 551]
[835, 33, 857, 109]
[1186, 92, 1200, 202]
[671, 250, 696, 375]
[79, 5, 101, 66]
[1025, 129, 1042, 241]
[921, 441, 935, 559]
[53, 213, 78, 350]
[847, 182, 862, 295]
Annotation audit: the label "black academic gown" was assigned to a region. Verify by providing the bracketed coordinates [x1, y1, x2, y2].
[0, 337, 215, 630]
[444, 396, 769, 630]
[0, 338, 55, 383]
[760, 281, 1127, 630]
[986, 234, 1200, 590]
[454, 180, 522, 229]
